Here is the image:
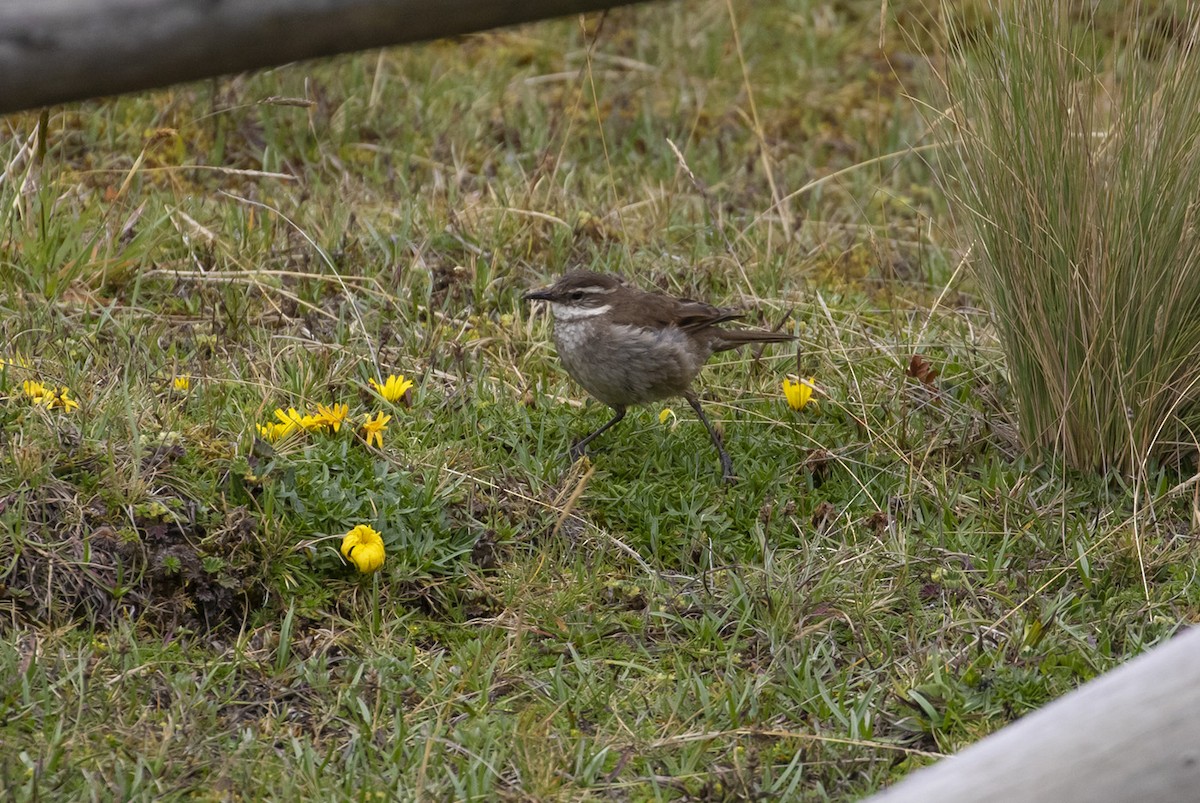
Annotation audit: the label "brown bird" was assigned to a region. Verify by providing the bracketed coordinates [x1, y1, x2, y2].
[524, 270, 794, 482]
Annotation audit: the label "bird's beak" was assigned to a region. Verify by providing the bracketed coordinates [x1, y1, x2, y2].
[523, 287, 554, 302]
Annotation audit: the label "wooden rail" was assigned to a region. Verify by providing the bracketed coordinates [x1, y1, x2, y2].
[866, 626, 1200, 802]
[0, 0, 648, 114]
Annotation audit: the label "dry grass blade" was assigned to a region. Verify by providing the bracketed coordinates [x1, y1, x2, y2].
[935, 1, 1200, 476]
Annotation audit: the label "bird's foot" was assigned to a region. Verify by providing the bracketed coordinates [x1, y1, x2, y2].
[568, 441, 588, 463]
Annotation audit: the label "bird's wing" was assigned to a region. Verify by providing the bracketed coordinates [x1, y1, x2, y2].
[673, 299, 745, 333]
[607, 291, 744, 332]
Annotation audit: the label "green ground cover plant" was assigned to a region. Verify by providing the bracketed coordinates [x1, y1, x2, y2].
[0, 1, 1197, 799]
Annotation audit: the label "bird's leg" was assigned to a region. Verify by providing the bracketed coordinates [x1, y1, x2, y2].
[570, 405, 626, 462]
[684, 391, 736, 483]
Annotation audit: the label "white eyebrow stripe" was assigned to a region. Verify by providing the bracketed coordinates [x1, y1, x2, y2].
[550, 303, 612, 320]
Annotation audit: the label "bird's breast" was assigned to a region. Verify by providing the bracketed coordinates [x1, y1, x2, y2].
[551, 320, 709, 407]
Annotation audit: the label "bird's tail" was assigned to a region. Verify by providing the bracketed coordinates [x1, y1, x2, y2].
[713, 328, 795, 352]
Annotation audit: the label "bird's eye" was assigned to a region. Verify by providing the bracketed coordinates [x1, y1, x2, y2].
[570, 291, 585, 301]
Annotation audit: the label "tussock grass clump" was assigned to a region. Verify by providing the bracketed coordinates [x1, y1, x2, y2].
[939, 2, 1200, 474]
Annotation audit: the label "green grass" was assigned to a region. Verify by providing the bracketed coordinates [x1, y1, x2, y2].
[0, 1, 1198, 799]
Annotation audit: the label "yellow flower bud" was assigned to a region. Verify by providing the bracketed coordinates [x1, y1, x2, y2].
[340, 524, 385, 573]
[782, 377, 816, 411]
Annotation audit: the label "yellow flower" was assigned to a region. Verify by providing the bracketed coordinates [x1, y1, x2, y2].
[340, 524, 385, 573]
[316, 403, 349, 433]
[369, 374, 414, 404]
[360, 411, 391, 449]
[274, 407, 303, 431]
[48, 387, 79, 412]
[273, 407, 324, 434]
[299, 414, 324, 432]
[24, 381, 79, 412]
[782, 377, 816, 411]
[658, 407, 678, 429]
[256, 422, 292, 442]
[23, 380, 50, 404]
[262, 405, 335, 440]
[172, 376, 191, 393]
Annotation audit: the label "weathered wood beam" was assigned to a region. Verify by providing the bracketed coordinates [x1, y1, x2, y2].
[867, 626, 1200, 802]
[0, 0, 650, 115]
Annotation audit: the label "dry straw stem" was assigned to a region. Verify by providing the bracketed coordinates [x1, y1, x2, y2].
[937, 1, 1200, 475]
